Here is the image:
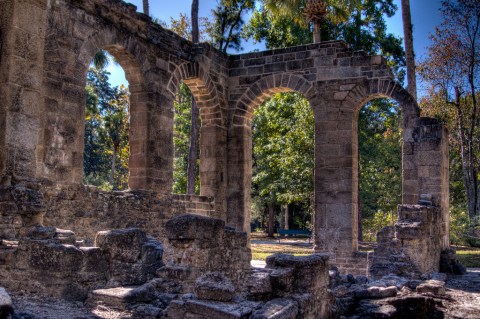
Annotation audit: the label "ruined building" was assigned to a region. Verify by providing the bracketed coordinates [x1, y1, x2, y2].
[0, 0, 455, 318]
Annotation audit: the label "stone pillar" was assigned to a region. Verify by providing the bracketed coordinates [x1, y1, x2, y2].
[314, 106, 358, 255]
[0, 0, 48, 184]
[144, 92, 174, 193]
[226, 124, 252, 233]
[199, 124, 228, 220]
[409, 118, 450, 249]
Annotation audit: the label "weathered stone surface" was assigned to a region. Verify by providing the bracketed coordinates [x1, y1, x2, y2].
[354, 286, 398, 299]
[194, 272, 235, 302]
[0, 287, 13, 319]
[416, 280, 446, 296]
[370, 205, 447, 279]
[95, 228, 147, 263]
[250, 298, 298, 319]
[167, 299, 258, 319]
[246, 271, 272, 300]
[440, 248, 467, 275]
[166, 214, 225, 242]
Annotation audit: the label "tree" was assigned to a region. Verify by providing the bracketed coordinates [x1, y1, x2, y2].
[358, 100, 402, 240]
[187, 0, 201, 195]
[191, 0, 200, 43]
[252, 93, 314, 235]
[210, 0, 255, 52]
[262, 0, 359, 43]
[418, 0, 480, 226]
[173, 83, 200, 194]
[143, 0, 149, 16]
[84, 66, 130, 191]
[401, 0, 417, 100]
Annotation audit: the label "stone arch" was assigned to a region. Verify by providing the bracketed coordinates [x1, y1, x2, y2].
[227, 74, 315, 232]
[232, 74, 315, 127]
[342, 78, 420, 130]
[79, 32, 155, 191]
[40, 22, 172, 192]
[166, 62, 227, 215]
[167, 62, 224, 127]
[315, 78, 421, 256]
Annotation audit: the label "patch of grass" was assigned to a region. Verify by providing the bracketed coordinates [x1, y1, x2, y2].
[250, 238, 314, 261]
[456, 249, 480, 268]
[252, 252, 311, 261]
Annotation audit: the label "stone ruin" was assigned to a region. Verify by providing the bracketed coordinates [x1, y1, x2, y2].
[0, 0, 467, 318]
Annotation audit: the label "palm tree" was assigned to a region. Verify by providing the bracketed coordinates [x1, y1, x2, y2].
[92, 50, 109, 70]
[186, 0, 200, 194]
[143, 0, 149, 16]
[265, 0, 358, 43]
[401, 0, 417, 100]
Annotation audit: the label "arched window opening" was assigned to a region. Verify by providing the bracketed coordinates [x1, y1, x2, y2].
[358, 98, 402, 242]
[251, 92, 314, 240]
[84, 50, 130, 191]
[173, 81, 200, 195]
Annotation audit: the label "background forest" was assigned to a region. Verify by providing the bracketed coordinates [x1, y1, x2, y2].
[83, 0, 480, 246]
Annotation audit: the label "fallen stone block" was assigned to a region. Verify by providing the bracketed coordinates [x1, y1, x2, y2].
[355, 286, 398, 299]
[246, 271, 272, 300]
[250, 298, 298, 319]
[416, 280, 446, 296]
[95, 228, 147, 263]
[167, 299, 258, 319]
[194, 272, 235, 302]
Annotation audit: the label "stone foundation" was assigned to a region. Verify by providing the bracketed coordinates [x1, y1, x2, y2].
[0, 184, 214, 244]
[370, 204, 448, 278]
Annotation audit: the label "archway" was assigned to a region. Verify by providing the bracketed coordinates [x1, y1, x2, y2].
[355, 98, 402, 242]
[227, 74, 315, 233]
[251, 91, 315, 239]
[83, 50, 130, 190]
[172, 81, 200, 195]
[167, 62, 228, 219]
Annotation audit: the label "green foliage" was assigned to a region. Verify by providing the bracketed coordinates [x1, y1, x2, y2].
[419, 0, 480, 238]
[84, 65, 130, 191]
[244, 10, 312, 49]
[252, 92, 314, 222]
[172, 82, 200, 194]
[359, 99, 402, 239]
[210, 0, 255, 52]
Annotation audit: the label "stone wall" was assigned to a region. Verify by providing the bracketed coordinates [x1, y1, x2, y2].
[161, 214, 251, 290]
[370, 205, 447, 278]
[0, 184, 214, 244]
[0, 227, 163, 301]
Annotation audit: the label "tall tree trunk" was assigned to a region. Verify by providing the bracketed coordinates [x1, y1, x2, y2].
[401, 0, 417, 100]
[142, 0, 149, 16]
[284, 204, 289, 230]
[110, 146, 116, 187]
[187, 0, 200, 195]
[268, 203, 275, 238]
[312, 20, 321, 43]
[191, 0, 199, 43]
[186, 99, 199, 194]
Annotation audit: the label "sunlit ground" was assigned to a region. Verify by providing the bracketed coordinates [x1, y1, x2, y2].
[250, 232, 480, 268]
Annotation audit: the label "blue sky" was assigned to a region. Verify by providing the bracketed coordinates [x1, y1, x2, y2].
[107, 0, 443, 89]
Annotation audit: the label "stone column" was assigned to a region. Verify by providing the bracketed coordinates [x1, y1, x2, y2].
[0, 0, 48, 184]
[411, 117, 450, 249]
[199, 124, 228, 220]
[226, 124, 252, 233]
[143, 92, 174, 193]
[314, 105, 358, 254]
